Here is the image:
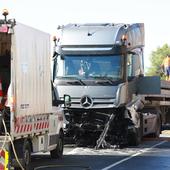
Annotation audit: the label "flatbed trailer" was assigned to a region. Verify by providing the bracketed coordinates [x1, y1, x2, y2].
[143, 80, 170, 125]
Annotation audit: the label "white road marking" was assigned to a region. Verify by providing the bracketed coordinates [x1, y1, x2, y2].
[101, 141, 167, 170]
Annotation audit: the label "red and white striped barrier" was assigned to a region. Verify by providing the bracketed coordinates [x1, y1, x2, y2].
[0, 149, 9, 170]
[14, 114, 49, 134]
[0, 149, 5, 170]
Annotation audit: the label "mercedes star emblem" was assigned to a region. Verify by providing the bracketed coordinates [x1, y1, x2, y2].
[80, 95, 93, 109]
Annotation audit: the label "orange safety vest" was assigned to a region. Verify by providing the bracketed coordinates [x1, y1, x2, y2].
[163, 57, 170, 67]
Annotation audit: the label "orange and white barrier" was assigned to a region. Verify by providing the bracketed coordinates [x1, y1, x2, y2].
[0, 149, 9, 170]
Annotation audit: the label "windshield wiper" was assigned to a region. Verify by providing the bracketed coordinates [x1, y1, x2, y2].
[89, 76, 114, 85]
[57, 76, 86, 85]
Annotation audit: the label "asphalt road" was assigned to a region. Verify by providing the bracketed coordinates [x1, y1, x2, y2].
[32, 136, 170, 170]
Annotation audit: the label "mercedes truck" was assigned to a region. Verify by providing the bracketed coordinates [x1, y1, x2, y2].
[52, 23, 169, 148]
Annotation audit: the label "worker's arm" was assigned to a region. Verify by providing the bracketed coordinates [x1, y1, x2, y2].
[161, 58, 165, 68]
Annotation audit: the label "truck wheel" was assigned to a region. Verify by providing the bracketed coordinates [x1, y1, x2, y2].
[128, 127, 141, 146]
[153, 115, 161, 138]
[50, 131, 64, 159]
[23, 141, 32, 170]
[13, 141, 32, 170]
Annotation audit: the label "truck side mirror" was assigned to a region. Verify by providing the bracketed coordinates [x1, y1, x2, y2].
[64, 94, 71, 108]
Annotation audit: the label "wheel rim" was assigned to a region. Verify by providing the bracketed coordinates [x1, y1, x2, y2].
[24, 149, 30, 166]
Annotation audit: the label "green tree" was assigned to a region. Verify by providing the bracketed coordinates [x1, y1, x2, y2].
[146, 44, 170, 79]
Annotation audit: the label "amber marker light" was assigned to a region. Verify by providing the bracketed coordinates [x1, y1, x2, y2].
[2, 9, 9, 17]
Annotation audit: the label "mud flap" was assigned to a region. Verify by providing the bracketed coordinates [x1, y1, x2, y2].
[137, 76, 160, 94]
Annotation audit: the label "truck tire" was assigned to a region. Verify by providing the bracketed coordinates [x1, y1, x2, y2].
[128, 127, 141, 146]
[128, 112, 143, 146]
[153, 114, 161, 138]
[23, 141, 32, 170]
[14, 141, 32, 170]
[50, 131, 64, 159]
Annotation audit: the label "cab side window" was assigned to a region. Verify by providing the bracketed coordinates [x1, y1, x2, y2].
[127, 54, 133, 78]
[133, 53, 143, 76]
[127, 53, 143, 79]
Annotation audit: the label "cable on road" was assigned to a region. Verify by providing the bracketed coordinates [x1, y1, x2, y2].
[34, 164, 91, 170]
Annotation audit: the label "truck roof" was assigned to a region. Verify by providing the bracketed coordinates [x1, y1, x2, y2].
[58, 23, 144, 50]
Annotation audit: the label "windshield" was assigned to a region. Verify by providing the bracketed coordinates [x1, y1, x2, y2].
[55, 55, 123, 81]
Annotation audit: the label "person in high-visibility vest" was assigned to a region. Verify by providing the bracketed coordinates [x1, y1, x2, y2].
[161, 54, 170, 81]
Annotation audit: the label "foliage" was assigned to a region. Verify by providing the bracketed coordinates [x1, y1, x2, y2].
[146, 44, 170, 79]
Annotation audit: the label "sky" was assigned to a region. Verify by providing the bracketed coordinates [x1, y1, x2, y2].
[0, 0, 170, 69]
